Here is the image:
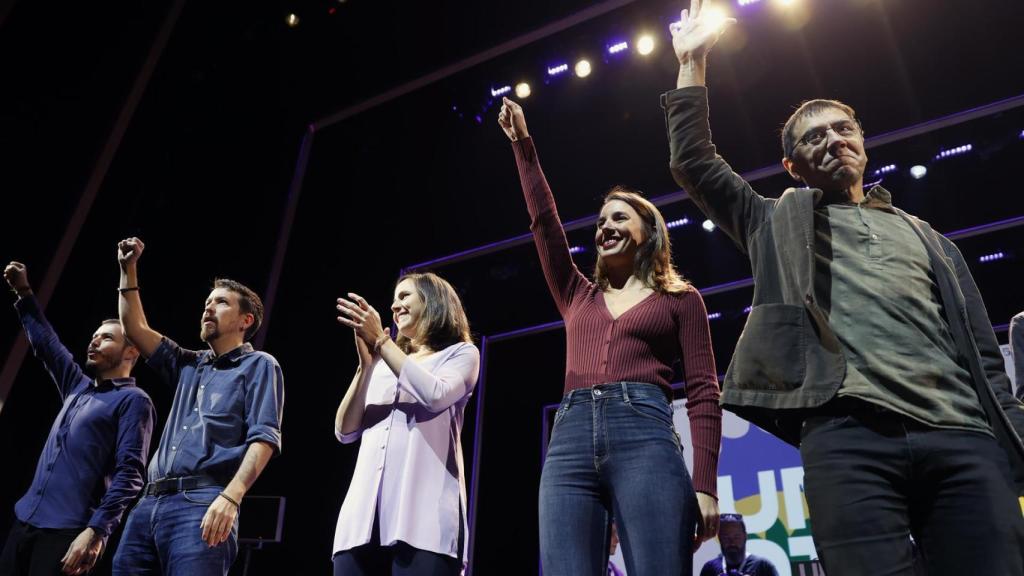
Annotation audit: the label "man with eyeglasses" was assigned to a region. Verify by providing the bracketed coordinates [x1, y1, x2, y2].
[661, 1, 1024, 574]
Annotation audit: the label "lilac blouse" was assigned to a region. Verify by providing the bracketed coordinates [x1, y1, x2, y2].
[333, 341, 480, 561]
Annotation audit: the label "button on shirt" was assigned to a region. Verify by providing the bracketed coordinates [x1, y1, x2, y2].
[333, 342, 480, 561]
[146, 337, 284, 485]
[13, 296, 155, 537]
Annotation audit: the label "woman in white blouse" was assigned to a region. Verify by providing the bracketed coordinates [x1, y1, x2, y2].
[332, 272, 479, 576]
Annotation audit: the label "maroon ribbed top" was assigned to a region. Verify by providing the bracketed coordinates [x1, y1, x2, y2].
[512, 137, 722, 496]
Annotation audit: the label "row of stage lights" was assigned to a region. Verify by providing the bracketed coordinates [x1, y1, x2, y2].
[489, 33, 659, 101]
[484, 0, 803, 103]
[869, 131, 1023, 182]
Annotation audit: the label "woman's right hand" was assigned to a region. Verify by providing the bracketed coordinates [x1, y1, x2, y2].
[498, 97, 529, 142]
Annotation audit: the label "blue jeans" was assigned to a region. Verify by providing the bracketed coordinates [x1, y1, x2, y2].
[112, 487, 238, 576]
[800, 399, 1024, 576]
[539, 382, 698, 576]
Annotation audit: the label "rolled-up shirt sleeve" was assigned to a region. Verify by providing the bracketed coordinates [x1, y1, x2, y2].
[244, 354, 285, 455]
[88, 392, 156, 537]
[397, 343, 480, 413]
[335, 426, 362, 444]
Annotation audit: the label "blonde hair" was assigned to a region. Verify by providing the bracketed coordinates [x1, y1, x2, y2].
[593, 186, 691, 295]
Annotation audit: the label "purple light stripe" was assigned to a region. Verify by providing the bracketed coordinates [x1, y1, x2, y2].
[401, 93, 1024, 274]
[489, 320, 566, 342]
[465, 335, 489, 576]
[945, 215, 1024, 241]
[255, 126, 316, 349]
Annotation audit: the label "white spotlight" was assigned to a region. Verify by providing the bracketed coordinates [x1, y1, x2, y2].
[910, 165, 927, 180]
[515, 82, 531, 98]
[574, 59, 592, 78]
[637, 34, 655, 56]
[286, 13, 300, 27]
[702, 219, 716, 232]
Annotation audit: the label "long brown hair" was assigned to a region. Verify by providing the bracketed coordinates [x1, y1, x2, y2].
[394, 272, 473, 353]
[593, 186, 691, 295]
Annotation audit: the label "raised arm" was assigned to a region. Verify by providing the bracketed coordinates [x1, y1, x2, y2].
[116, 238, 163, 357]
[5, 261, 84, 398]
[665, 2, 768, 254]
[499, 97, 588, 315]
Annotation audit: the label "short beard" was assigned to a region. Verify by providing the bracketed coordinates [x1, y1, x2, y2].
[200, 326, 219, 343]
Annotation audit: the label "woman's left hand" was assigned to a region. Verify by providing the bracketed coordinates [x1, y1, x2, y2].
[694, 491, 720, 550]
[337, 293, 386, 346]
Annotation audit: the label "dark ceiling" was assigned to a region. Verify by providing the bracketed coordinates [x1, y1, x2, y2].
[1, 0, 1022, 573]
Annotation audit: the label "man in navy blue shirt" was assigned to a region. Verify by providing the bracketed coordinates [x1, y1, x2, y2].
[0, 261, 155, 576]
[111, 238, 284, 576]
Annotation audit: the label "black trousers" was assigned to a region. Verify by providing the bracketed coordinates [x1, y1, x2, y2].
[0, 520, 81, 576]
[332, 514, 460, 576]
[800, 399, 1024, 576]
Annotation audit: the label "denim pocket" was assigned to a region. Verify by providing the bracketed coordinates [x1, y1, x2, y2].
[626, 396, 673, 427]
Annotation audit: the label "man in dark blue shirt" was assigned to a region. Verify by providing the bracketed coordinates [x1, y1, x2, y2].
[0, 261, 155, 576]
[110, 238, 284, 576]
[699, 514, 779, 576]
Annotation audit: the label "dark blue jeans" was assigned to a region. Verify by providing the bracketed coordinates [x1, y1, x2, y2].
[539, 382, 698, 576]
[800, 399, 1024, 576]
[112, 486, 238, 576]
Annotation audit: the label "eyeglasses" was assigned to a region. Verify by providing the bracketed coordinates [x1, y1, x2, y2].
[796, 120, 861, 148]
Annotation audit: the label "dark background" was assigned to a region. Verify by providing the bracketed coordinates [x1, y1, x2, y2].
[1, 0, 1022, 573]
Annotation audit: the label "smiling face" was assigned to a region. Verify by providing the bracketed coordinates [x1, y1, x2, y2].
[391, 278, 426, 341]
[595, 199, 646, 270]
[783, 107, 867, 195]
[200, 287, 252, 344]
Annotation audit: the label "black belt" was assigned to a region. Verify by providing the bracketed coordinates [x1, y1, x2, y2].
[143, 476, 220, 496]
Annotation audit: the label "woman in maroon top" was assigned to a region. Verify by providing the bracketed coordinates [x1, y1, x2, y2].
[499, 97, 722, 575]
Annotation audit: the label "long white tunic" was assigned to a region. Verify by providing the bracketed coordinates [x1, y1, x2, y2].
[333, 342, 480, 561]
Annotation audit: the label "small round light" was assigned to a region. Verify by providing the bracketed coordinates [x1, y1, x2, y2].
[515, 82, 531, 99]
[574, 59, 592, 78]
[286, 13, 300, 28]
[910, 165, 927, 180]
[637, 35, 655, 56]
[702, 219, 716, 232]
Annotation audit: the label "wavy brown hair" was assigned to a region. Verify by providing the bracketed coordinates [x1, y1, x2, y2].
[593, 186, 691, 295]
[394, 272, 473, 354]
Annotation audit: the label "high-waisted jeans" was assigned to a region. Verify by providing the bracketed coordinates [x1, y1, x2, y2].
[538, 382, 698, 576]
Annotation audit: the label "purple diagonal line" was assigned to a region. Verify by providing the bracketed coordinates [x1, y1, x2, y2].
[255, 125, 315, 349]
[0, 0, 186, 414]
[402, 94, 1024, 274]
[465, 336, 489, 576]
[313, 0, 643, 131]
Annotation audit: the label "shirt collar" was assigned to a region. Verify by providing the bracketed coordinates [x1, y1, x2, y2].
[201, 342, 254, 366]
[94, 377, 136, 389]
[814, 184, 893, 209]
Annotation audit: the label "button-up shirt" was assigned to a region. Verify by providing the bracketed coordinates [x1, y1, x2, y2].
[13, 295, 155, 537]
[333, 342, 479, 561]
[146, 337, 283, 485]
